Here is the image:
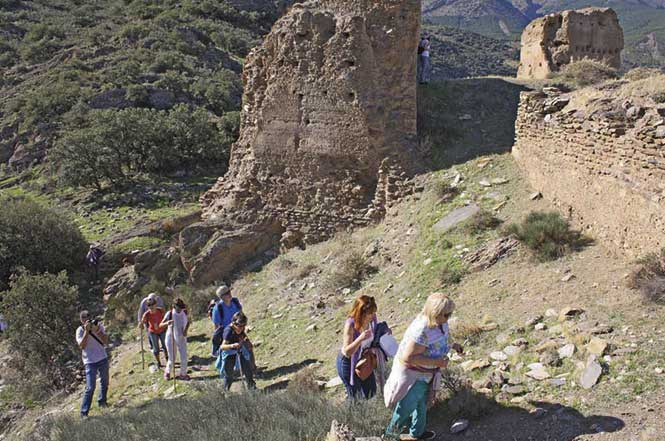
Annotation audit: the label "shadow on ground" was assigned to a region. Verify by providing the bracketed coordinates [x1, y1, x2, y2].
[258, 358, 319, 381]
[418, 78, 531, 170]
[428, 393, 624, 441]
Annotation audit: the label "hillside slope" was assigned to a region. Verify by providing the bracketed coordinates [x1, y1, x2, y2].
[6, 78, 664, 441]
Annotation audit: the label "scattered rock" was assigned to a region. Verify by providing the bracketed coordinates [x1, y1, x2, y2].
[490, 351, 508, 361]
[503, 345, 523, 357]
[504, 385, 527, 395]
[495, 333, 511, 345]
[327, 420, 355, 441]
[530, 407, 548, 419]
[306, 324, 318, 332]
[464, 237, 519, 272]
[530, 192, 543, 200]
[561, 273, 576, 282]
[149, 365, 159, 374]
[525, 315, 544, 327]
[540, 350, 561, 367]
[655, 368, 663, 375]
[580, 356, 602, 389]
[534, 323, 547, 331]
[461, 359, 490, 372]
[558, 344, 576, 359]
[526, 366, 551, 381]
[545, 308, 558, 317]
[450, 419, 469, 434]
[586, 338, 608, 357]
[558, 307, 585, 322]
[512, 338, 528, 347]
[509, 375, 524, 385]
[479, 180, 492, 187]
[433, 204, 481, 232]
[549, 378, 567, 387]
[491, 178, 509, 185]
[326, 377, 343, 388]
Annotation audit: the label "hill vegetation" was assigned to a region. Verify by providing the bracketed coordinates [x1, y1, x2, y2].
[0, 0, 288, 187]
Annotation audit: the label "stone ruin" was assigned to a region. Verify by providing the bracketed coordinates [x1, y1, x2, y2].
[180, 0, 423, 286]
[517, 8, 624, 80]
[513, 86, 665, 256]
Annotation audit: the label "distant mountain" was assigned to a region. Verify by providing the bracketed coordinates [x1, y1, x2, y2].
[423, 0, 665, 67]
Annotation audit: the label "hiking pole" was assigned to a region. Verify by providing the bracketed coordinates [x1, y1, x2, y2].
[171, 325, 177, 393]
[140, 325, 145, 371]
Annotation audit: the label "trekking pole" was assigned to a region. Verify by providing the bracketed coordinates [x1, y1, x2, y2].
[140, 325, 145, 371]
[171, 325, 177, 393]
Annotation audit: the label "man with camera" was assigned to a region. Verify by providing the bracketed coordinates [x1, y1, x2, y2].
[76, 310, 110, 417]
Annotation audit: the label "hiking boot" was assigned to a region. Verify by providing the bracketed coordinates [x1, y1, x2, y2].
[98, 401, 108, 409]
[177, 374, 191, 381]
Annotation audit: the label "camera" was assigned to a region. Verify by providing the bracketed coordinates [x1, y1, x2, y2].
[89, 319, 99, 327]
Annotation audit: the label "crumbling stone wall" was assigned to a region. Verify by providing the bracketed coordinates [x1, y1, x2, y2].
[513, 89, 665, 256]
[181, 0, 423, 286]
[517, 8, 624, 80]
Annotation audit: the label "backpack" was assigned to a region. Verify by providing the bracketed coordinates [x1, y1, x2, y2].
[214, 298, 242, 325]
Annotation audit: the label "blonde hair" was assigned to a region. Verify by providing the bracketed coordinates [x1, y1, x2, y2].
[422, 292, 455, 328]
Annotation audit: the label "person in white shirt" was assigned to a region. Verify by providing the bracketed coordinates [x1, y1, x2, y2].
[417, 35, 432, 84]
[76, 310, 110, 417]
[160, 297, 190, 381]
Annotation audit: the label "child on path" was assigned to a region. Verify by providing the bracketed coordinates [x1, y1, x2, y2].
[140, 298, 167, 368]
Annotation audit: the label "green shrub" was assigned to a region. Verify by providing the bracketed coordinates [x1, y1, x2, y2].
[329, 250, 376, 290]
[439, 264, 466, 286]
[628, 248, 665, 304]
[0, 197, 87, 290]
[553, 60, 619, 88]
[504, 211, 591, 261]
[1, 271, 80, 400]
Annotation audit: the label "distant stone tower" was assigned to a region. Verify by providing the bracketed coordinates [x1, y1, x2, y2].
[517, 8, 624, 80]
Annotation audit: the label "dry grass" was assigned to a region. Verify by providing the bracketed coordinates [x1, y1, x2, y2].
[451, 321, 485, 345]
[624, 67, 662, 82]
[550, 60, 618, 89]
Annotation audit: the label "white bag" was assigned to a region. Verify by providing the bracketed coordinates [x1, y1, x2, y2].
[379, 334, 398, 357]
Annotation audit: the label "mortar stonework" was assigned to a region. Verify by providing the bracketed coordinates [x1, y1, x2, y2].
[513, 91, 665, 256]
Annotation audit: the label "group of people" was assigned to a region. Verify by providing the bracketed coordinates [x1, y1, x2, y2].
[77, 285, 460, 440]
[336, 292, 461, 440]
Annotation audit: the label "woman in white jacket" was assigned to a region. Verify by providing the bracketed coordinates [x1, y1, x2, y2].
[384, 293, 462, 441]
[160, 297, 190, 381]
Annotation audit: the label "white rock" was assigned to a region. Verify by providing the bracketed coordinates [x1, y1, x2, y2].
[326, 376, 343, 388]
[534, 323, 547, 331]
[558, 344, 576, 359]
[450, 419, 469, 434]
[490, 351, 508, 361]
[503, 345, 522, 357]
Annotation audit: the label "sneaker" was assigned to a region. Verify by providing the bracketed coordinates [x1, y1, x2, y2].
[80, 413, 88, 419]
[98, 401, 108, 409]
[418, 431, 436, 440]
[164, 372, 171, 380]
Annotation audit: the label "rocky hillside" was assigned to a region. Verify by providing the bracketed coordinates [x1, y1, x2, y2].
[0, 0, 289, 173]
[422, 0, 665, 67]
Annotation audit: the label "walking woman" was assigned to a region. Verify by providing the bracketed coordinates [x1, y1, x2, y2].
[218, 312, 256, 390]
[160, 297, 190, 381]
[140, 298, 167, 368]
[384, 293, 461, 440]
[336, 294, 378, 400]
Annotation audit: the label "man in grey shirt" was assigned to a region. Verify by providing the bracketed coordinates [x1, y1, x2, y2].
[76, 310, 109, 417]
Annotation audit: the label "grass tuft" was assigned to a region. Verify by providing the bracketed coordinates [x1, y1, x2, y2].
[504, 211, 591, 261]
[551, 60, 618, 88]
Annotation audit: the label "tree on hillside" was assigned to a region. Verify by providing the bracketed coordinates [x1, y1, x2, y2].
[0, 197, 88, 290]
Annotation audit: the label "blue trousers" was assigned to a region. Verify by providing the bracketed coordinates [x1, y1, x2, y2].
[81, 358, 109, 416]
[148, 332, 166, 357]
[386, 380, 429, 438]
[336, 353, 376, 400]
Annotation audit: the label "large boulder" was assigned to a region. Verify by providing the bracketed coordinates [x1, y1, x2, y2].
[517, 8, 624, 80]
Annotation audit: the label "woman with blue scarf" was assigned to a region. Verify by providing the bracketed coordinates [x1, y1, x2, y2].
[216, 312, 256, 390]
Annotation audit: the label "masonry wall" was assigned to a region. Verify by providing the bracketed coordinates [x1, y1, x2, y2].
[513, 91, 665, 256]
